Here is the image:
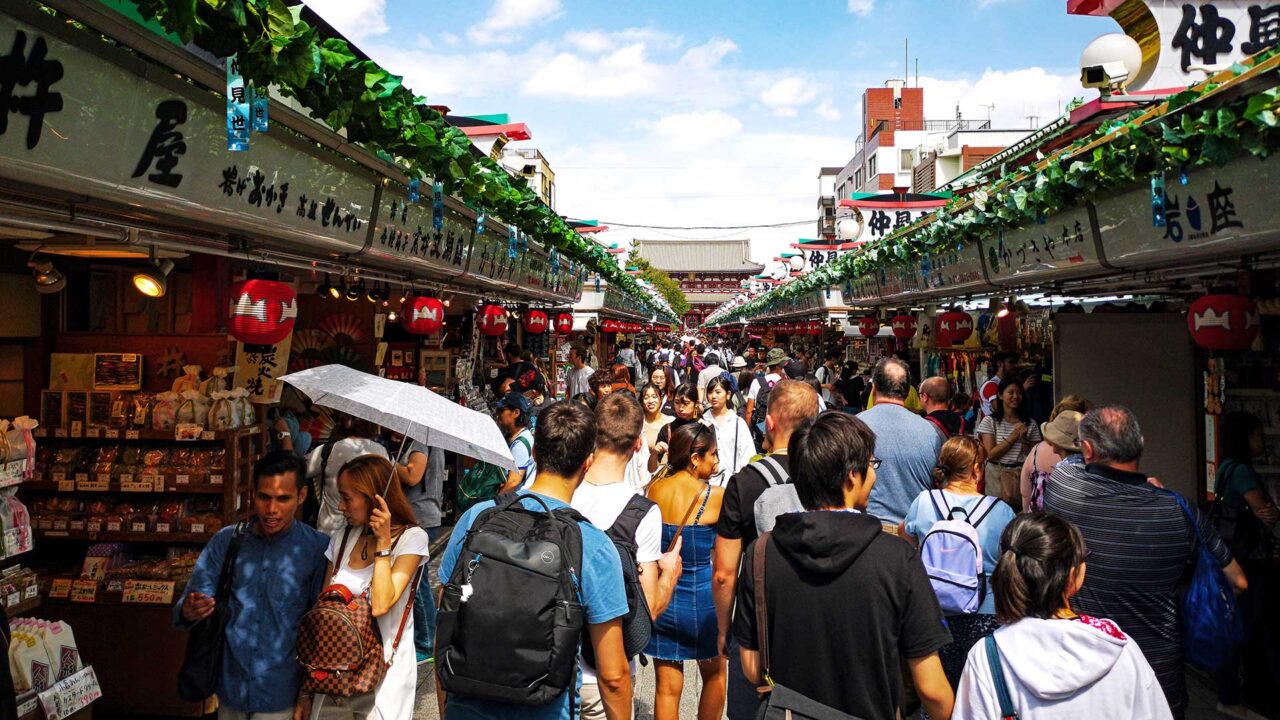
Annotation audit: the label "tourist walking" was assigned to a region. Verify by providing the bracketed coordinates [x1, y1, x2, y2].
[976, 378, 1041, 508]
[900, 436, 1015, 689]
[953, 513, 1173, 719]
[649, 382, 701, 474]
[920, 376, 966, 438]
[302, 455, 429, 720]
[492, 392, 536, 493]
[732, 412, 955, 720]
[391, 435, 445, 664]
[641, 384, 675, 456]
[646, 423, 727, 720]
[1019, 399, 1089, 512]
[175, 452, 329, 720]
[977, 351, 1017, 422]
[1041, 406, 1248, 718]
[306, 413, 388, 536]
[647, 366, 677, 415]
[566, 343, 595, 398]
[859, 357, 943, 527]
[702, 375, 754, 484]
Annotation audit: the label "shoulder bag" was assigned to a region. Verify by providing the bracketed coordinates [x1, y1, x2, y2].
[177, 521, 249, 701]
[1168, 491, 1243, 671]
[983, 635, 1020, 720]
[753, 532, 863, 720]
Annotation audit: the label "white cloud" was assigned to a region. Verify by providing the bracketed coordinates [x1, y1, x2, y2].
[847, 0, 875, 16]
[916, 67, 1081, 130]
[468, 0, 563, 45]
[564, 28, 683, 54]
[761, 77, 820, 117]
[564, 30, 613, 53]
[814, 99, 842, 122]
[303, 0, 387, 41]
[680, 38, 738, 69]
[650, 111, 743, 152]
[524, 44, 660, 99]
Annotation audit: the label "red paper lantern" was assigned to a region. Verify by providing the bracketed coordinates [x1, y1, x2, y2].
[601, 319, 618, 333]
[936, 311, 974, 345]
[555, 313, 574, 334]
[858, 317, 880, 338]
[807, 321, 823, 336]
[477, 304, 509, 337]
[890, 314, 917, 340]
[523, 310, 549, 334]
[228, 279, 296, 346]
[404, 296, 445, 335]
[1188, 294, 1260, 350]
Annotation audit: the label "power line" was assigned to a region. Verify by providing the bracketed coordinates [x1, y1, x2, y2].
[595, 219, 815, 230]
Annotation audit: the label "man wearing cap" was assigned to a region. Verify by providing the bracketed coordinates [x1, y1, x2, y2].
[493, 391, 537, 493]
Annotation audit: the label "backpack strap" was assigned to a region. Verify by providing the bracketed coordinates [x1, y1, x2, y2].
[925, 415, 950, 440]
[984, 635, 1019, 719]
[753, 531, 773, 692]
[607, 494, 657, 545]
[754, 456, 786, 488]
[928, 489, 949, 520]
[966, 496, 1002, 530]
[330, 526, 353, 583]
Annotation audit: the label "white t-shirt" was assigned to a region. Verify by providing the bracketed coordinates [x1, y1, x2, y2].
[624, 442, 652, 493]
[566, 366, 595, 397]
[815, 364, 835, 402]
[747, 373, 783, 401]
[570, 480, 662, 684]
[511, 428, 537, 489]
[325, 525, 431, 720]
[307, 438, 390, 537]
[697, 365, 723, 391]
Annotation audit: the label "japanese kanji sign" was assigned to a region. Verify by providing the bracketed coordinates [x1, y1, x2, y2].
[234, 334, 292, 404]
[987, 207, 1101, 286]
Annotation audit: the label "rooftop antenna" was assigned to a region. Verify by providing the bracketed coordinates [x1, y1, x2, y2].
[915, 58, 919, 87]
[956, 103, 962, 120]
[904, 38, 909, 87]
[981, 103, 995, 124]
[1026, 114, 1040, 128]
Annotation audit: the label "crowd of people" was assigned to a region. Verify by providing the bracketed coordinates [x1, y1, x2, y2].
[175, 335, 1278, 720]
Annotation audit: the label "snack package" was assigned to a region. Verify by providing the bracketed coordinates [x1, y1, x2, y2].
[131, 393, 154, 428]
[201, 366, 232, 396]
[42, 621, 81, 681]
[171, 365, 202, 395]
[10, 628, 53, 692]
[208, 392, 234, 430]
[232, 388, 255, 428]
[151, 392, 180, 431]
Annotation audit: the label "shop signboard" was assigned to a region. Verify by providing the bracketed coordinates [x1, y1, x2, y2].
[842, 273, 881, 305]
[364, 185, 473, 277]
[1094, 153, 1280, 269]
[985, 207, 1102, 287]
[0, 12, 375, 257]
[918, 242, 991, 297]
[38, 666, 102, 720]
[466, 228, 523, 288]
[876, 261, 924, 303]
[234, 336, 293, 404]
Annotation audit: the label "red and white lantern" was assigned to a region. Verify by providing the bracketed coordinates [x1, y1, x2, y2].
[555, 313, 574, 334]
[477, 304, 509, 337]
[404, 296, 445, 335]
[602, 319, 619, 333]
[807, 321, 823, 336]
[936, 311, 974, 346]
[1188, 294, 1260, 350]
[890, 314, 917, 340]
[523, 310, 549, 334]
[858, 317, 880, 338]
[228, 279, 296, 346]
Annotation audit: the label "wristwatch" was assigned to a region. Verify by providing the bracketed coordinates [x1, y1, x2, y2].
[374, 548, 392, 558]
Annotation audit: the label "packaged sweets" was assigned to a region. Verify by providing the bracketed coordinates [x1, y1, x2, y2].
[208, 392, 234, 430]
[171, 365, 202, 395]
[151, 392, 180, 431]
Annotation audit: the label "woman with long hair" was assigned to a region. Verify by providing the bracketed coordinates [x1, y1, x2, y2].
[900, 436, 1016, 690]
[976, 378, 1041, 508]
[645, 423, 726, 720]
[702, 375, 755, 485]
[1020, 396, 1091, 512]
[641, 383, 675, 452]
[953, 514, 1171, 719]
[303, 455, 429, 720]
[649, 366, 677, 415]
[305, 412, 389, 535]
[650, 382, 701, 474]
[612, 363, 636, 395]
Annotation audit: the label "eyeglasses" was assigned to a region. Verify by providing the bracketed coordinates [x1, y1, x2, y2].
[868, 457, 882, 471]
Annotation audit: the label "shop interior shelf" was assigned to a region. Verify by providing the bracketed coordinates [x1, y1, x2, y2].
[35, 529, 215, 544]
[23, 480, 226, 495]
[5, 594, 40, 618]
[32, 426, 260, 442]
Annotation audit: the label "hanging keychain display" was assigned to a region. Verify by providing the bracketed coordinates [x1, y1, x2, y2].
[1151, 174, 1167, 228]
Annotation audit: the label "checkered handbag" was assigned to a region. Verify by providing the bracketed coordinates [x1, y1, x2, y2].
[297, 529, 420, 697]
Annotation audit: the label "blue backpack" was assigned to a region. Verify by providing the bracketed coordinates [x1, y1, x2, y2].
[919, 492, 1000, 615]
[1169, 491, 1243, 671]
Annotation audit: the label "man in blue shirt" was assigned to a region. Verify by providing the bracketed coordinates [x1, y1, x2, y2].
[437, 401, 632, 720]
[174, 451, 329, 720]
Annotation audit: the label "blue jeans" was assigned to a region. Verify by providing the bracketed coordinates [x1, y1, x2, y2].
[414, 526, 442, 656]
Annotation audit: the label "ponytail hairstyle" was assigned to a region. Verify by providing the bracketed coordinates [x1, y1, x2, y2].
[652, 421, 717, 482]
[932, 435, 988, 488]
[993, 512, 1089, 624]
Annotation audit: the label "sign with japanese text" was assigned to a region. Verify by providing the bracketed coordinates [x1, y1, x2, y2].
[919, 242, 989, 296]
[877, 261, 925, 303]
[48, 579, 71, 599]
[121, 580, 175, 605]
[363, 184, 476, 279]
[0, 13, 376, 258]
[1094, 152, 1278, 268]
[234, 335, 292, 404]
[38, 666, 102, 720]
[69, 579, 97, 603]
[842, 273, 882, 304]
[986, 207, 1102, 286]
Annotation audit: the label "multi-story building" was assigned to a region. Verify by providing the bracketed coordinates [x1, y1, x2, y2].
[503, 147, 556, 210]
[817, 167, 842, 241]
[630, 239, 763, 329]
[449, 113, 557, 209]
[911, 126, 1035, 192]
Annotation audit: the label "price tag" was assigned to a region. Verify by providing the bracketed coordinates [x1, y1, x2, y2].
[68, 520, 85, 532]
[86, 520, 102, 533]
[77, 475, 109, 492]
[129, 522, 146, 533]
[23, 585, 38, 601]
[38, 666, 102, 720]
[85, 428, 100, 438]
[54, 429, 67, 438]
[121, 580, 175, 605]
[70, 580, 97, 603]
[15, 697, 34, 719]
[155, 522, 170, 533]
[119, 476, 152, 492]
[70, 421, 82, 438]
[52, 520, 68, 531]
[48, 579, 72, 599]
[6, 592, 20, 608]
[106, 521, 121, 532]
[104, 429, 119, 439]
[209, 474, 224, 485]
[125, 430, 139, 440]
[200, 431, 215, 441]
[190, 523, 205, 534]
[74, 472, 87, 484]
[175, 474, 190, 485]
[36, 518, 52, 530]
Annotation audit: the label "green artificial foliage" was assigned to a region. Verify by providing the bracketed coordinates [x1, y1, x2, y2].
[625, 256, 691, 317]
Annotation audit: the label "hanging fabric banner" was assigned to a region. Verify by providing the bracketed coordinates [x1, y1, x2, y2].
[408, 178, 421, 203]
[431, 181, 444, 229]
[475, 212, 486, 235]
[250, 85, 269, 133]
[226, 56, 250, 152]
[507, 225, 518, 259]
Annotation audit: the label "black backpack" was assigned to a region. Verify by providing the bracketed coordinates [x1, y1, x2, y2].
[750, 377, 779, 428]
[436, 493, 587, 707]
[581, 494, 656, 669]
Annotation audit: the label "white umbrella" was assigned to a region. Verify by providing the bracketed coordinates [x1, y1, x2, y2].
[280, 364, 515, 473]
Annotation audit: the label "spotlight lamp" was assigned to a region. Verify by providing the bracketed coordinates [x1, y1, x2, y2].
[133, 254, 175, 298]
[28, 253, 65, 294]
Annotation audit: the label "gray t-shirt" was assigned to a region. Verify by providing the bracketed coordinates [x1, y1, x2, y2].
[858, 403, 943, 524]
[400, 442, 444, 529]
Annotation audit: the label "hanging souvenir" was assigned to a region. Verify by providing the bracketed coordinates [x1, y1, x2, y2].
[523, 310, 549, 334]
[477, 304, 509, 337]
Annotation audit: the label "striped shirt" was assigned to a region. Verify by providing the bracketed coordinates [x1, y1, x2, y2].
[975, 415, 1041, 464]
[1042, 461, 1232, 718]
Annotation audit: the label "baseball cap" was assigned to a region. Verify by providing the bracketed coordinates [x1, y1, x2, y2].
[731, 356, 748, 369]
[494, 392, 532, 414]
[765, 347, 788, 366]
[783, 360, 807, 379]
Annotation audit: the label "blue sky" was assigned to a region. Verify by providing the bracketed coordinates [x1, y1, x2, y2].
[304, 0, 1120, 264]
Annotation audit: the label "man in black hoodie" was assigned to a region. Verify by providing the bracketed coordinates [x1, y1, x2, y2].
[732, 412, 955, 720]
